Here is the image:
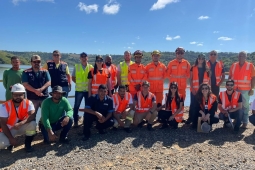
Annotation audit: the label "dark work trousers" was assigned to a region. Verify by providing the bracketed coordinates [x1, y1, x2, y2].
[192, 112, 219, 128]
[83, 112, 114, 137]
[158, 110, 178, 128]
[221, 109, 242, 131]
[211, 84, 220, 98]
[187, 92, 196, 122]
[73, 91, 88, 124]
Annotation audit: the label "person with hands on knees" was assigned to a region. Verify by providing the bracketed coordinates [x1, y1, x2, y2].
[112, 85, 134, 133]
[193, 83, 219, 131]
[40, 86, 73, 144]
[158, 82, 184, 129]
[0, 84, 36, 152]
[218, 79, 243, 133]
[82, 85, 114, 141]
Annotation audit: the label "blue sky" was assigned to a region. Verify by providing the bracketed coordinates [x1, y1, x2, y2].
[0, 0, 255, 54]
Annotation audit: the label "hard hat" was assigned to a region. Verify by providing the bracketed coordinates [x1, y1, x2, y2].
[133, 50, 143, 57]
[249, 114, 255, 126]
[175, 47, 185, 53]
[151, 50, 161, 55]
[11, 83, 26, 93]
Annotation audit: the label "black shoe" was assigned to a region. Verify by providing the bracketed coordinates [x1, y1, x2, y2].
[147, 124, 155, 131]
[7, 145, 13, 151]
[98, 129, 107, 134]
[82, 136, 90, 141]
[43, 140, 50, 145]
[124, 128, 132, 133]
[25, 146, 34, 153]
[59, 137, 70, 144]
[112, 127, 118, 131]
[160, 123, 168, 129]
[185, 119, 192, 125]
[138, 120, 147, 128]
[73, 122, 79, 128]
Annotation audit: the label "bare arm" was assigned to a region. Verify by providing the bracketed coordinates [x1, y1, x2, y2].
[0, 117, 14, 140]
[218, 73, 225, 86]
[72, 76, 76, 83]
[251, 77, 255, 89]
[40, 81, 51, 91]
[22, 82, 38, 93]
[16, 110, 36, 126]
[149, 102, 157, 113]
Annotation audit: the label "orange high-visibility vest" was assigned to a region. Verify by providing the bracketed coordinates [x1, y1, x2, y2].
[219, 91, 241, 110]
[113, 92, 132, 113]
[136, 91, 155, 113]
[191, 66, 210, 91]
[207, 61, 223, 86]
[201, 94, 217, 111]
[230, 62, 253, 90]
[106, 64, 117, 90]
[91, 68, 109, 94]
[165, 94, 184, 123]
[167, 59, 190, 89]
[146, 62, 166, 92]
[0, 99, 30, 132]
[128, 63, 147, 93]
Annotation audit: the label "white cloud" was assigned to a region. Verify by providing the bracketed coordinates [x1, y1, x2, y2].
[198, 16, 209, 20]
[37, 0, 54, 2]
[166, 35, 172, 41]
[220, 44, 223, 45]
[150, 0, 179, 11]
[131, 42, 135, 45]
[127, 47, 133, 49]
[190, 41, 197, 44]
[12, 0, 27, 5]
[218, 36, 233, 41]
[213, 31, 219, 33]
[136, 36, 140, 40]
[197, 43, 203, 46]
[173, 35, 180, 39]
[78, 2, 98, 14]
[103, 0, 120, 15]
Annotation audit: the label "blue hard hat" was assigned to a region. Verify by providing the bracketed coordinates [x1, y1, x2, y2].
[249, 114, 255, 126]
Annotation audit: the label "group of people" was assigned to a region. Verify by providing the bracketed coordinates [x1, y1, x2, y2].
[1, 48, 255, 152]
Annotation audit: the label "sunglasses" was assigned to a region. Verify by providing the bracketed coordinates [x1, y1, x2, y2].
[170, 86, 177, 89]
[202, 87, 209, 90]
[210, 53, 217, 56]
[226, 84, 234, 87]
[53, 54, 60, 57]
[96, 60, 103, 63]
[32, 61, 41, 64]
[176, 52, 184, 55]
[198, 57, 205, 60]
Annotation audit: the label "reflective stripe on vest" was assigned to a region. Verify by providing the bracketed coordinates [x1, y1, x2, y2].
[120, 61, 134, 85]
[220, 91, 240, 110]
[75, 64, 93, 91]
[91, 68, 108, 94]
[207, 61, 223, 86]
[165, 93, 184, 122]
[201, 94, 216, 111]
[113, 92, 130, 113]
[192, 66, 210, 91]
[231, 62, 251, 90]
[136, 91, 153, 113]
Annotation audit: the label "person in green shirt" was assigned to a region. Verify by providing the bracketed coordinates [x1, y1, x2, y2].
[40, 86, 73, 144]
[3, 56, 23, 100]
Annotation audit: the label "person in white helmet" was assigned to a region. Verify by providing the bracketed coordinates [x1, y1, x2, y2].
[0, 83, 36, 152]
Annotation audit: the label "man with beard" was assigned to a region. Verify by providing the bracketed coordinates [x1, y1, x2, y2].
[105, 55, 118, 94]
[22, 55, 51, 116]
[40, 86, 73, 144]
[3, 56, 23, 100]
[0, 84, 36, 152]
[218, 79, 243, 133]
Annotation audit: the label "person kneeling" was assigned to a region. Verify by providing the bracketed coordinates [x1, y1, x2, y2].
[82, 85, 114, 141]
[158, 82, 184, 129]
[113, 85, 135, 133]
[133, 81, 157, 131]
[40, 86, 74, 144]
[193, 83, 219, 132]
[218, 79, 242, 133]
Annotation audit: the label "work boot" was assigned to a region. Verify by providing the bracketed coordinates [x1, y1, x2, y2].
[73, 122, 79, 128]
[25, 136, 34, 153]
[160, 123, 168, 129]
[59, 137, 70, 144]
[147, 123, 155, 131]
[138, 120, 147, 128]
[7, 145, 13, 151]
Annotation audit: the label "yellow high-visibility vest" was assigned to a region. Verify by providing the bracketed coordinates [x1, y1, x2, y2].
[120, 61, 134, 85]
[75, 63, 93, 91]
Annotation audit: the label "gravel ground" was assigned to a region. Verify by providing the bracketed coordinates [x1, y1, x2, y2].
[1, 107, 255, 170]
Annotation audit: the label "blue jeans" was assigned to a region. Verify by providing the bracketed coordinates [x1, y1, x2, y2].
[40, 116, 73, 142]
[236, 90, 249, 123]
[219, 109, 242, 131]
[73, 91, 88, 123]
[62, 86, 69, 98]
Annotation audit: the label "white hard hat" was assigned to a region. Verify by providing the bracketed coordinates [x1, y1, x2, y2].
[11, 83, 26, 93]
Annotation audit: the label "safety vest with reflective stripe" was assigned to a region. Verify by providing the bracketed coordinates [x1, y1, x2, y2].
[219, 91, 240, 110]
[167, 59, 190, 89]
[136, 91, 155, 113]
[146, 62, 166, 92]
[107, 64, 118, 90]
[0, 99, 30, 132]
[165, 93, 184, 123]
[120, 61, 134, 85]
[113, 92, 132, 113]
[75, 63, 93, 92]
[230, 62, 252, 90]
[91, 68, 109, 94]
[201, 94, 217, 111]
[207, 61, 223, 86]
[128, 63, 147, 93]
[191, 66, 210, 91]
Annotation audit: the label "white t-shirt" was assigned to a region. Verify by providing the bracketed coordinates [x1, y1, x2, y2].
[113, 94, 133, 111]
[0, 100, 35, 128]
[250, 99, 255, 110]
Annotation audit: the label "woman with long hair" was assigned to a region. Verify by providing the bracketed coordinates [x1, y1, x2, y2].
[186, 54, 211, 125]
[88, 55, 111, 97]
[158, 82, 184, 129]
[192, 83, 219, 130]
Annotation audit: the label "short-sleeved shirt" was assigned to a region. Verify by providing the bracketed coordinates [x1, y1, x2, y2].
[87, 70, 110, 79]
[43, 63, 70, 75]
[133, 93, 156, 102]
[209, 61, 225, 86]
[85, 94, 114, 116]
[190, 66, 205, 85]
[165, 96, 184, 110]
[218, 91, 242, 104]
[22, 69, 51, 83]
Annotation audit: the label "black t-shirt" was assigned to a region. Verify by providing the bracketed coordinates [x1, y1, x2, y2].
[166, 96, 184, 110]
[218, 91, 242, 104]
[87, 70, 110, 79]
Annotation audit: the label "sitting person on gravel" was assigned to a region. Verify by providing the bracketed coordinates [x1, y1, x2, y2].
[192, 83, 219, 131]
[40, 86, 73, 144]
[133, 81, 158, 131]
[0, 84, 36, 152]
[218, 79, 243, 133]
[249, 98, 255, 126]
[112, 85, 135, 133]
[158, 82, 184, 129]
[82, 85, 114, 141]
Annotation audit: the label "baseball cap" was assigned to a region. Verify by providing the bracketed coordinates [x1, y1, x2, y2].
[142, 81, 150, 87]
[80, 52, 87, 57]
[31, 55, 41, 61]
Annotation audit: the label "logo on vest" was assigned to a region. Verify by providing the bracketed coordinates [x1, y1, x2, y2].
[104, 103, 108, 106]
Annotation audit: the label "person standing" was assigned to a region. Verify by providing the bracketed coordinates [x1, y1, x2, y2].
[229, 51, 255, 128]
[207, 50, 225, 97]
[22, 55, 51, 115]
[72, 52, 93, 127]
[0, 84, 36, 152]
[146, 50, 167, 107]
[3, 56, 23, 100]
[43, 50, 71, 97]
[166, 47, 190, 99]
[128, 50, 147, 97]
[105, 55, 118, 94]
[117, 51, 134, 90]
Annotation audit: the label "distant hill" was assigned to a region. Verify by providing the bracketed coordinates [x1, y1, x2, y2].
[1, 50, 255, 71]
